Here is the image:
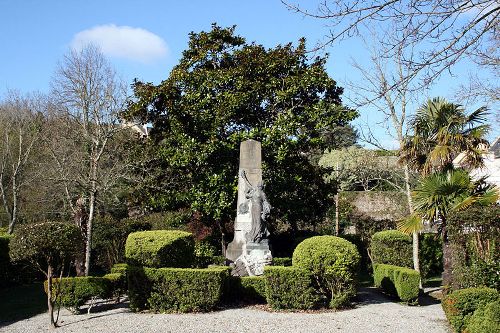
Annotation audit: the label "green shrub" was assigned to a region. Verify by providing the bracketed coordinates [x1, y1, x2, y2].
[264, 266, 320, 310]
[128, 265, 230, 312]
[103, 273, 125, 299]
[371, 230, 412, 268]
[125, 230, 194, 268]
[442, 287, 500, 333]
[146, 210, 191, 230]
[419, 233, 443, 280]
[110, 263, 128, 275]
[465, 300, 500, 333]
[373, 264, 420, 303]
[45, 277, 112, 312]
[448, 205, 500, 291]
[0, 235, 11, 289]
[238, 276, 266, 303]
[292, 235, 360, 308]
[273, 257, 292, 266]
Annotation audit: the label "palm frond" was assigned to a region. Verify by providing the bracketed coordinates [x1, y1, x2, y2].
[397, 214, 424, 234]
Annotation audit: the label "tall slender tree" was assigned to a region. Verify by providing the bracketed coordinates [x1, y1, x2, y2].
[51, 44, 127, 275]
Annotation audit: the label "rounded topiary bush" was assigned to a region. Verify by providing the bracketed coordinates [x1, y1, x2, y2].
[292, 235, 360, 308]
[466, 300, 500, 333]
[442, 287, 500, 333]
[125, 230, 195, 268]
[370, 230, 412, 268]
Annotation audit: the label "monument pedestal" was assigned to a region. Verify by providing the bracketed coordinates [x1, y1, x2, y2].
[226, 139, 272, 276]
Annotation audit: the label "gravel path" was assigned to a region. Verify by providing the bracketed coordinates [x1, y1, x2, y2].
[0, 287, 450, 333]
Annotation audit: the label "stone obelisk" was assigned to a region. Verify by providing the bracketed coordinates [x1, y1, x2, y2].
[226, 140, 271, 275]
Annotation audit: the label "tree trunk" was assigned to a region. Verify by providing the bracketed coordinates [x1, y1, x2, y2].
[85, 190, 95, 276]
[334, 192, 339, 236]
[9, 175, 18, 234]
[47, 265, 57, 328]
[404, 164, 420, 273]
[441, 218, 452, 291]
[74, 196, 87, 276]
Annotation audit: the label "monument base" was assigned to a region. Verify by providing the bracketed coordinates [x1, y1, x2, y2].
[230, 241, 272, 277]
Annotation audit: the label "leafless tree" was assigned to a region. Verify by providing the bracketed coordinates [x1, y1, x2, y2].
[51, 44, 127, 276]
[343, 31, 424, 273]
[283, 0, 499, 101]
[0, 91, 45, 233]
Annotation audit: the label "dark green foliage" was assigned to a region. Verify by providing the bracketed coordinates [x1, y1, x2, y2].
[109, 263, 128, 294]
[350, 216, 397, 272]
[125, 230, 194, 268]
[110, 263, 128, 275]
[419, 233, 443, 280]
[0, 235, 11, 289]
[92, 215, 151, 272]
[370, 230, 412, 268]
[124, 24, 357, 234]
[45, 277, 112, 312]
[142, 211, 191, 231]
[272, 257, 292, 266]
[234, 276, 267, 303]
[466, 300, 500, 333]
[9, 222, 83, 274]
[292, 235, 360, 308]
[442, 287, 500, 333]
[373, 264, 420, 303]
[103, 273, 125, 298]
[264, 266, 320, 310]
[128, 265, 230, 312]
[448, 205, 500, 291]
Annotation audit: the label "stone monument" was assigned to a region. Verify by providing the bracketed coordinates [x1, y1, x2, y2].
[226, 139, 272, 276]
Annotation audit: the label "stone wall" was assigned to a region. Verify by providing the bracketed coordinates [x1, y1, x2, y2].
[342, 191, 409, 221]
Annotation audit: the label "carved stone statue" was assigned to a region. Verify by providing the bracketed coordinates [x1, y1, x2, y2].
[226, 139, 272, 276]
[240, 170, 270, 243]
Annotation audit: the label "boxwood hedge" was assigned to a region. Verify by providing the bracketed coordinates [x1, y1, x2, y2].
[264, 266, 320, 310]
[128, 265, 231, 312]
[373, 263, 420, 303]
[370, 230, 412, 268]
[292, 235, 360, 308]
[442, 287, 499, 333]
[125, 230, 194, 268]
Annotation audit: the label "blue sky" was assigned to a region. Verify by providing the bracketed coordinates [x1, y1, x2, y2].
[1, 0, 497, 147]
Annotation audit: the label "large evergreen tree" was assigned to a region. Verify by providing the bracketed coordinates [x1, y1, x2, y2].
[124, 25, 357, 240]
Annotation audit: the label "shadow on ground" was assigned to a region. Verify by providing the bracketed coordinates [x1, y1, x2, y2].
[0, 283, 47, 327]
[354, 286, 442, 307]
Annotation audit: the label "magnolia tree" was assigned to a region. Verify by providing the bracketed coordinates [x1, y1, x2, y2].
[9, 222, 83, 328]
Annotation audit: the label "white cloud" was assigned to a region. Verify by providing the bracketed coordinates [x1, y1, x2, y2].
[71, 24, 168, 63]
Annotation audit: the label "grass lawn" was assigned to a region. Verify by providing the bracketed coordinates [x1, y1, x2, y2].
[0, 283, 46, 324]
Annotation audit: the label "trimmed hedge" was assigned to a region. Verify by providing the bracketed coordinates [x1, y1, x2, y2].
[272, 257, 292, 266]
[125, 230, 194, 268]
[371, 230, 412, 268]
[442, 287, 500, 333]
[128, 265, 231, 312]
[292, 235, 360, 308]
[466, 300, 500, 333]
[241, 276, 266, 302]
[264, 266, 320, 310]
[111, 263, 128, 275]
[373, 264, 420, 303]
[45, 277, 112, 312]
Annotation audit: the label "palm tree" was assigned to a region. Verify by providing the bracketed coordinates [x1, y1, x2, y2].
[398, 97, 490, 284]
[409, 169, 498, 289]
[400, 97, 490, 175]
